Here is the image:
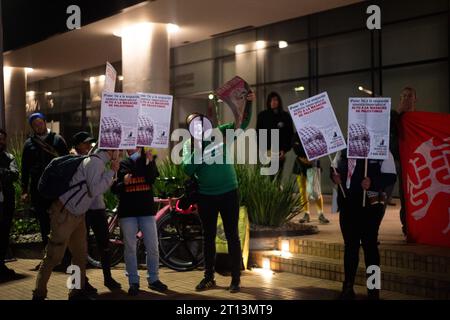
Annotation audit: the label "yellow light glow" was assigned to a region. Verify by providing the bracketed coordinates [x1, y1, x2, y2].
[45, 92, 52, 96]
[26, 91, 36, 95]
[25, 67, 34, 74]
[281, 240, 290, 253]
[358, 86, 364, 91]
[294, 86, 305, 92]
[89, 76, 95, 84]
[262, 257, 271, 270]
[118, 75, 124, 81]
[208, 93, 214, 100]
[278, 41, 288, 49]
[99, 75, 106, 82]
[252, 267, 274, 279]
[114, 22, 153, 38]
[235, 44, 245, 54]
[167, 23, 180, 34]
[255, 40, 266, 50]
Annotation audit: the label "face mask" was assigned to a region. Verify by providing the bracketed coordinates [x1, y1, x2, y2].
[130, 151, 141, 161]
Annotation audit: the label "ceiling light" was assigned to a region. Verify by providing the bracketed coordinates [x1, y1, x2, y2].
[26, 91, 36, 95]
[25, 67, 34, 74]
[118, 75, 124, 81]
[255, 40, 266, 50]
[167, 23, 180, 34]
[45, 92, 52, 96]
[208, 93, 214, 100]
[294, 86, 305, 92]
[278, 41, 288, 49]
[235, 44, 245, 54]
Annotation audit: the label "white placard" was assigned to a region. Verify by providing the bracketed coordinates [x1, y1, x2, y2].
[137, 93, 173, 149]
[347, 97, 391, 160]
[288, 92, 347, 161]
[99, 92, 139, 150]
[104, 62, 117, 93]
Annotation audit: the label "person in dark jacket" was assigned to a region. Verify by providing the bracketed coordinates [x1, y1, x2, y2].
[331, 150, 396, 300]
[256, 92, 294, 179]
[21, 113, 69, 248]
[0, 129, 19, 280]
[292, 133, 329, 224]
[112, 148, 167, 296]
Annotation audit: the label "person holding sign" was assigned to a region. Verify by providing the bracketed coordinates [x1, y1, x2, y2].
[292, 133, 329, 224]
[330, 150, 396, 300]
[182, 90, 254, 294]
[111, 148, 167, 296]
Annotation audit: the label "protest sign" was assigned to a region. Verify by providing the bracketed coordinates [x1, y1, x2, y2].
[104, 62, 117, 93]
[137, 93, 173, 148]
[99, 92, 139, 149]
[215, 76, 251, 129]
[288, 92, 346, 161]
[347, 97, 391, 160]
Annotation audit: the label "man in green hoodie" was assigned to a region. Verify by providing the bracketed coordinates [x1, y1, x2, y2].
[182, 91, 254, 293]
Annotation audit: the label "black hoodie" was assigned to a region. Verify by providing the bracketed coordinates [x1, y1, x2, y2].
[256, 108, 294, 153]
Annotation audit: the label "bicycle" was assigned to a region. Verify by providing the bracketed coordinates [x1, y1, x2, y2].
[87, 177, 204, 271]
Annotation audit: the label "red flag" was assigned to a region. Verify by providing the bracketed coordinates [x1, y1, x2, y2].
[399, 111, 450, 247]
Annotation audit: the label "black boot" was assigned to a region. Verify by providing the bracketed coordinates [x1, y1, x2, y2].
[338, 282, 356, 300]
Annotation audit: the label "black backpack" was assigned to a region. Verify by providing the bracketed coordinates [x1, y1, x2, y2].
[38, 154, 99, 201]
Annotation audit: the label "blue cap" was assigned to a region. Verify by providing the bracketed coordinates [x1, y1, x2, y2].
[28, 113, 46, 125]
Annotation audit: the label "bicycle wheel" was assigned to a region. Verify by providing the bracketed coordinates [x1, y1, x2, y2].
[158, 210, 204, 271]
[87, 210, 124, 268]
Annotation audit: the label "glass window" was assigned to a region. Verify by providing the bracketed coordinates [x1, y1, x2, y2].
[382, 14, 448, 66]
[383, 62, 449, 114]
[172, 60, 214, 96]
[381, 0, 449, 23]
[318, 31, 371, 75]
[172, 40, 213, 66]
[258, 17, 308, 43]
[265, 41, 309, 82]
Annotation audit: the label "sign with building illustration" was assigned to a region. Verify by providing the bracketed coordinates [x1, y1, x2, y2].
[347, 97, 391, 159]
[288, 92, 347, 161]
[137, 93, 173, 149]
[99, 92, 139, 149]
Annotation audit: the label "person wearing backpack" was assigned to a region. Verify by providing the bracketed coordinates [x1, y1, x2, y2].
[72, 132, 121, 292]
[32, 148, 120, 300]
[21, 113, 69, 266]
[111, 148, 167, 296]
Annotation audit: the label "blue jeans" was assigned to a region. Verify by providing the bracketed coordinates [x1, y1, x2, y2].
[120, 216, 159, 286]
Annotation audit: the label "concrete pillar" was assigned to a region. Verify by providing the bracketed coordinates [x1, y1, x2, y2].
[3, 67, 26, 139]
[121, 22, 170, 161]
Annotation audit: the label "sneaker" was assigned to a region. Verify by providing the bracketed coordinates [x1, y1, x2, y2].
[318, 214, 330, 224]
[195, 277, 216, 291]
[228, 281, 241, 293]
[128, 284, 140, 296]
[148, 280, 168, 293]
[84, 279, 98, 295]
[338, 282, 356, 300]
[104, 277, 122, 290]
[299, 213, 310, 223]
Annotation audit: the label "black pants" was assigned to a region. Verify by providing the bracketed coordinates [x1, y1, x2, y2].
[30, 193, 51, 247]
[0, 203, 14, 264]
[86, 209, 112, 279]
[339, 200, 384, 287]
[396, 161, 407, 234]
[198, 189, 241, 282]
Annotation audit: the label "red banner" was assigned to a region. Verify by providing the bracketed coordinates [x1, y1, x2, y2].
[399, 111, 450, 247]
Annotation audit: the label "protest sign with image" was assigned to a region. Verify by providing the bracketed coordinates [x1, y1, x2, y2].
[137, 93, 173, 148]
[347, 97, 391, 159]
[104, 62, 117, 93]
[288, 92, 346, 161]
[215, 76, 251, 129]
[99, 92, 139, 149]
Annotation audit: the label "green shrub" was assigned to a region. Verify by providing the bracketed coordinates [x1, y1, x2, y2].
[11, 217, 40, 236]
[236, 164, 304, 227]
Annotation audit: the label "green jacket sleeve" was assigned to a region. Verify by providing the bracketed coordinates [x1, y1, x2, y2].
[182, 139, 203, 177]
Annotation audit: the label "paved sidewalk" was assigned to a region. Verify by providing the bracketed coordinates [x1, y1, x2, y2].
[0, 259, 422, 300]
